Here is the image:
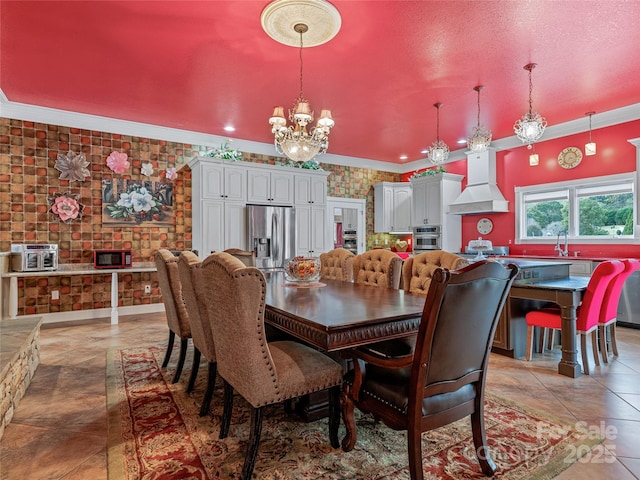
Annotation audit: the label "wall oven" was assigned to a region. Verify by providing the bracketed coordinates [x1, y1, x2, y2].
[412, 225, 441, 252]
[342, 229, 358, 254]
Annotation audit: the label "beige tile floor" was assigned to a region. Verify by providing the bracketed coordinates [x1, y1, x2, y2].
[1, 313, 639, 479]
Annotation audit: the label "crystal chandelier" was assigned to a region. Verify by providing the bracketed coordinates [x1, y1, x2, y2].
[467, 85, 492, 152]
[514, 63, 547, 149]
[426, 103, 449, 165]
[268, 23, 334, 163]
[585, 111, 596, 156]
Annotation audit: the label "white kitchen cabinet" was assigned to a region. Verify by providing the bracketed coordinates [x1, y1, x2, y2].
[342, 208, 358, 230]
[201, 163, 246, 202]
[410, 173, 464, 252]
[373, 182, 412, 233]
[247, 169, 294, 204]
[199, 200, 246, 254]
[294, 174, 327, 205]
[296, 205, 329, 257]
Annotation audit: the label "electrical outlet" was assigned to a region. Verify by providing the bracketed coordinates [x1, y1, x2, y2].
[144, 285, 151, 294]
[51, 290, 59, 300]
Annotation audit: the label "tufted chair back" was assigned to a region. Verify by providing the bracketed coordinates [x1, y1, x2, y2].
[223, 248, 256, 267]
[402, 250, 468, 296]
[352, 249, 403, 289]
[319, 248, 355, 282]
[178, 251, 215, 362]
[155, 249, 191, 339]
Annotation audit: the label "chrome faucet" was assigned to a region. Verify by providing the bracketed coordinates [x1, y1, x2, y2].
[555, 232, 568, 257]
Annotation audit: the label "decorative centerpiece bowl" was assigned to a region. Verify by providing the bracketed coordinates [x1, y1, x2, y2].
[285, 256, 321, 283]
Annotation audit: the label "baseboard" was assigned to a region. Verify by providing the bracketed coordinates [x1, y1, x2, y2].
[11, 304, 165, 324]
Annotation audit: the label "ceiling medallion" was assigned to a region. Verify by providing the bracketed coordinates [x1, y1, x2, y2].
[261, 0, 341, 47]
[265, 1, 339, 163]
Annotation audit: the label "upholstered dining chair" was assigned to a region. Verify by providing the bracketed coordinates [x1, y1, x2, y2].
[525, 260, 624, 375]
[599, 258, 640, 362]
[319, 247, 355, 282]
[352, 249, 403, 289]
[223, 248, 255, 267]
[177, 251, 218, 416]
[402, 250, 469, 295]
[196, 252, 344, 480]
[155, 248, 191, 383]
[341, 260, 519, 480]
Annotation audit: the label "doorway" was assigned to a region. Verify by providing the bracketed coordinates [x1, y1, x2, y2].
[326, 197, 366, 254]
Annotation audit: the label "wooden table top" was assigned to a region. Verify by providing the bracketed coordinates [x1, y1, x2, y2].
[263, 271, 426, 351]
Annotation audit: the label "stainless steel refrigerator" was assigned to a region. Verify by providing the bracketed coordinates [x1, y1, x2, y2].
[246, 204, 296, 270]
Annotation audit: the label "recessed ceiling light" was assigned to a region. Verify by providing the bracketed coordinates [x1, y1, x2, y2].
[420, 149, 428, 154]
[457, 138, 467, 144]
[224, 125, 236, 132]
[399, 155, 408, 160]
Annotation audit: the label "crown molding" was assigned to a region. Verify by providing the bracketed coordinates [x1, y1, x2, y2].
[2, 89, 638, 175]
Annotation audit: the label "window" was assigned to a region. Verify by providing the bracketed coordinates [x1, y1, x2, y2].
[516, 173, 636, 243]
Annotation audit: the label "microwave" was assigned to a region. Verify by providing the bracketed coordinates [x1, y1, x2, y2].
[93, 249, 133, 269]
[11, 244, 58, 272]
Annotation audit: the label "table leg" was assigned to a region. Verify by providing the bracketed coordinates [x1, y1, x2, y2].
[110, 272, 119, 325]
[9, 277, 18, 319]
[558, 304, 581, 378]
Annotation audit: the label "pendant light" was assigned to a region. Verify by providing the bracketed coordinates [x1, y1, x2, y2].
[585, 111, 596, 156]
[514, 63, 547, 149]
[426, 103, 449, 165]
[467, 86, 492, 152]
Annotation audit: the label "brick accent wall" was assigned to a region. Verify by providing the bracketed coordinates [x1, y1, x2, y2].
[1, 117, 400, 315]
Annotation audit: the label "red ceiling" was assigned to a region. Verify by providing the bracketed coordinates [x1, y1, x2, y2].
[2, 1, 640, 165]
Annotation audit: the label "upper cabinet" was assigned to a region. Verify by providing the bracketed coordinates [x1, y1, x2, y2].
[247, 170, 294, 204]
[373, 182, 412, 233]
[294, 174, 327, 205]
[200, 163, 246, 202]
[410, 173, 464, 252]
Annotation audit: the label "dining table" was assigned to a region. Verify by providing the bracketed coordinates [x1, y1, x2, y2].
[263, 270, 426, 352]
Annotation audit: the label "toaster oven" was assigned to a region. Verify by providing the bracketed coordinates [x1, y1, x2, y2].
[11, 244, 59, 272]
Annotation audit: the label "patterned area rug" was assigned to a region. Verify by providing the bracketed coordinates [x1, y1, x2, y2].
[107, 346, 601, 480]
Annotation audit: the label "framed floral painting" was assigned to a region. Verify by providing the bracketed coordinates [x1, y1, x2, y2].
[102, 179, 174, 226]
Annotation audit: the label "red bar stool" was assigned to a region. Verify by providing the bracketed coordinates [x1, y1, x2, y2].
[525, 260, 624, 374]
[599, 258, 640, 362]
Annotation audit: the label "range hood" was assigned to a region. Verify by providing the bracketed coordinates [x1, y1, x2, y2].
[448, 148, 509, 215]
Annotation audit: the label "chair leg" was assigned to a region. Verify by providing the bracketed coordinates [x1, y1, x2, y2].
[241, 406, 264, 480]
[186, 348, 201, 393]
[526, 325, 534, 361]
[471, 396, 497, 477]
[407, 422, 425, 480]
[610, 323, 619, 356]
[580, 334, 590, 375]
[539, 327, 547, 352]
[161, 330, 175, 368]
[548, 329, 556, 350]
[172, 338, 189, 384]
[599, 325, 609, 364]
[328, 385, 340, 448]
[591, 331, 600, 367]
[199, 361, 217, 417]
[220, 380, 234, 439]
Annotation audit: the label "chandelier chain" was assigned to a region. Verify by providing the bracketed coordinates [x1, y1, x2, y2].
[298, 27, 304, 98]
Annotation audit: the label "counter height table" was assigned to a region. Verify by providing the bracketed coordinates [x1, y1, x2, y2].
[510, 276, 590, 378]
